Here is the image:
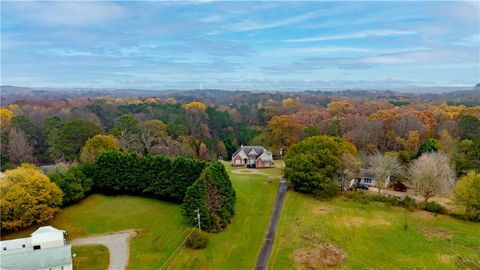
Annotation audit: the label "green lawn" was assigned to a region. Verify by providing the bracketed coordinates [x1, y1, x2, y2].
[72, 245, 109, 270]
[168, 162, 280, 269]
[2, 161, 281, 270]
[269, 191, 480, 270]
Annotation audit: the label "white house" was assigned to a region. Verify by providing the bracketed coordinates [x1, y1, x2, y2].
[231, 146, 273, 168]
[350, 169, 391, 188]
[0, 226, 72, 270]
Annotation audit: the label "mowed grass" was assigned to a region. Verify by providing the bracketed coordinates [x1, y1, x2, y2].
[3, 194, 191, 269]
[2, 161, 281, 269]
[269, 191, 480, 270]
[168, 162, 280, 269]
[72, 245, 109, 270]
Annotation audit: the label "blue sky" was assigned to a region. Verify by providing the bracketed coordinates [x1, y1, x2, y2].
[1, 1, 479, 90]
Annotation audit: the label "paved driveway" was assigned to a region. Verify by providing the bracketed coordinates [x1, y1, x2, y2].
[71, 230, 136, 270]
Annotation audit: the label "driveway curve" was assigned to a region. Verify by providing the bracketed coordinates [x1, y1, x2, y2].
[71, 230, 136, 270]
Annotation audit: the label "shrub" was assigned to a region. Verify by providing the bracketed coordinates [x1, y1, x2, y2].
[345, 191, 370, 204]
[400, 196, 417, 211]
[49, 166, 93, 206]
[185, 231, 209, 249]
[419, 201, 446, 214]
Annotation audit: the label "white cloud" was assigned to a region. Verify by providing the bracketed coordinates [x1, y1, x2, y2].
[286, 29, 417, 43]
[9, 2, 128, 26]
[227, 11, 320, 32]
[262, 46, 370, 57]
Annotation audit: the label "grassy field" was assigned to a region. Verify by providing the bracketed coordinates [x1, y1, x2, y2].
[167, 162, 281, 269]
[269, 191, 480, 270]
[72, 245, 109, 270]
[2, 161, 282, 270]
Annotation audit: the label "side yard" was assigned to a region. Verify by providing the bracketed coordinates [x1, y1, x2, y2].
[269, 192, 480, 270]
[1, 162, 282, 270]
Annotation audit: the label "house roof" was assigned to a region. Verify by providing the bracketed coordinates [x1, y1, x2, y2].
[0, 245, 72, 269]
[359, 168, 375, 178]
[232, 146, 272, 159]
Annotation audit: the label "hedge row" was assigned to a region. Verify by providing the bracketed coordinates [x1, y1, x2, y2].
[90, 150, 206, 203]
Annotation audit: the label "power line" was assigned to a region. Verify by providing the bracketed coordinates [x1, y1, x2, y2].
[159, 228, 195, 270]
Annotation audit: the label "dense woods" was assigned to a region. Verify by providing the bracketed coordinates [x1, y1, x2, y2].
[1, 89, 479, 229]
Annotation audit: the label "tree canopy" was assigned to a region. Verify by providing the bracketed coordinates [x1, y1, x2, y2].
[284, 135, 355, 198]
[0, 164, 63, 230]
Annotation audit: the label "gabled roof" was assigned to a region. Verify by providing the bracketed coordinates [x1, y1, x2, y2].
[232, 146, 269, 158]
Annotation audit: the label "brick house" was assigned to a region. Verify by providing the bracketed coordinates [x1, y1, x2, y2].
[231, 146, 273, 168]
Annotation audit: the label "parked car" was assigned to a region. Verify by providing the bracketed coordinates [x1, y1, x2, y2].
[393, 181, 407, 192]
[355, 183, 369, 190]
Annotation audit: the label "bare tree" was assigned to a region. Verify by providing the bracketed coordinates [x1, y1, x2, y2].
[7, 127, 34, 165]
[408, 152, 455, 202]
[368, 152, 403, 193]
[336, 153, 361, 191]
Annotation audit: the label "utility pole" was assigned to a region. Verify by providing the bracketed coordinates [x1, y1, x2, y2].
[194, 209, 201, 233]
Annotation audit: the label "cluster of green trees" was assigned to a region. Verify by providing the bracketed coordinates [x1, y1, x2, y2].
[285, 134, 480, 221]
[91, 150, 206, 202]
[181, 162, 236, 232]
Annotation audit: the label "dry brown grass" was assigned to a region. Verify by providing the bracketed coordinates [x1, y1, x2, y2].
[292, 244, 347, 269]
[421, 227, 454, 240]
[336, 216, 391, 227]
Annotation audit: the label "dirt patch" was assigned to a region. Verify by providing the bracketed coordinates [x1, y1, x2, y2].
[421, 227, 454, 240]
[337, 216, 391, 227]
[292, 244, 347, 269]
[412, 211, 436, 219]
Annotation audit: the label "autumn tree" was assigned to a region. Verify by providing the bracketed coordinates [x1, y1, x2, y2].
[408, 152, 455, 202]
[7, 127, 34, 165]
[185, 101, 208, 138]
[140, 119, 168, 154]
[368, 152, 403, 193]
[0, 108, 13, 132]
[80, 134, 120, 163]
[0, 164, 63, 230]
[265, 115, 302, 153]
[336, 153, 361, 191]
[198, 142, 209, 161]
[454, 171, 480, 221]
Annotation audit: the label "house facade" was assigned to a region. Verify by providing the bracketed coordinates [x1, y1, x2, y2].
[232, 146, 273, 168]
[0, 226, 72, 270]
[351, 169, 391, 188]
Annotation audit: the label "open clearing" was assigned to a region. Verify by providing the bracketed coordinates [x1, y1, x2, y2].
[268, 192, 480, 270]
[2, 162, 281, 270]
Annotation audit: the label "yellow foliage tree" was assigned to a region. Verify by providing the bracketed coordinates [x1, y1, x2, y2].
[80, 134, 120, 163]
[185, 101, 207, 111]
[267, 115, 303, 153]
[0, 164, 63, 230]
[0, 108, 14, 130]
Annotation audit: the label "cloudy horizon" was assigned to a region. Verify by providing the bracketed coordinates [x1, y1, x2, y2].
[1, 1, 479, 90]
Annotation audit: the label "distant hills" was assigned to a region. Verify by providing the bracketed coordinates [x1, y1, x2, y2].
[1, 85, 479, 106]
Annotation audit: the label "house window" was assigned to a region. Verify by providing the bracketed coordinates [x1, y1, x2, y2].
[33, 245, 41, 250]
[235, 159, 241, 165]
[364, 178, 372, 184]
